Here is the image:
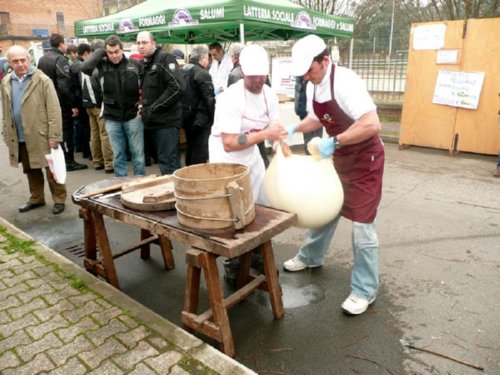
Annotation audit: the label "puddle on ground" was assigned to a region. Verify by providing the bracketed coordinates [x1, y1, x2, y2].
[282, 283, 326, 309]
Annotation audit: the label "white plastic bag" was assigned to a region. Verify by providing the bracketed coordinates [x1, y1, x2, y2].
[45, 147, 67, 184]
[263, 144, 344, 228]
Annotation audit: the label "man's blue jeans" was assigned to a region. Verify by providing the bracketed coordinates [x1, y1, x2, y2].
[297, 216, 379, 300]
[105, 118, 145, 177]
[150, 127, 180, 175]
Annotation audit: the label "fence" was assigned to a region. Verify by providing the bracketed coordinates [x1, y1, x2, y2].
[271, 48, 408, 102]
[339, 51, 408, 102]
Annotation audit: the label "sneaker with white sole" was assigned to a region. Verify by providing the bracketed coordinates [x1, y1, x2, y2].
[283, 255, 321, 272]
[341, 293, 376, 315]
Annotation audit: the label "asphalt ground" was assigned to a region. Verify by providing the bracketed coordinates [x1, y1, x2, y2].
[1, 103, 499, 374]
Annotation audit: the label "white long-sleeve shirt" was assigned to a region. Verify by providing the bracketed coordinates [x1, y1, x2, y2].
[209, 52, 233, 94]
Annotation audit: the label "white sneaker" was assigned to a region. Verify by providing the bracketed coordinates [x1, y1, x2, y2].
[283, 256, 320, 272]
[341, 293, 376, 315]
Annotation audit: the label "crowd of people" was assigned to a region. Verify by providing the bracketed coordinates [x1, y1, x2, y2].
[2, 31, 393, 315]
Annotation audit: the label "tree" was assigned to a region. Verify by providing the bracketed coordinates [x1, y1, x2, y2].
[402, 0, 500, 21]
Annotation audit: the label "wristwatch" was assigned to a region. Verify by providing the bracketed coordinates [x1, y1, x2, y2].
[333, 136, 342, 149]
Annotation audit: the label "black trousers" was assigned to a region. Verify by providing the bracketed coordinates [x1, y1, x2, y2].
[184, 125, 210, 166]
[61, 107, 75, 163]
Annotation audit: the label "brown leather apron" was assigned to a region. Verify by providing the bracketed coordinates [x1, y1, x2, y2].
[312, 64, 384, 223]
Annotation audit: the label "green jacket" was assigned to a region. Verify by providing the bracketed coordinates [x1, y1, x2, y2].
[1, 69, 62, 168]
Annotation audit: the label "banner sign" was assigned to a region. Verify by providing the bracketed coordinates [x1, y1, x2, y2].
[77, 2, 354, 39]
[271, 58, 296, 99]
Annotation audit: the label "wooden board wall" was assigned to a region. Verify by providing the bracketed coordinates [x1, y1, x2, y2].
[400, 18, 500, 156]
[454, 18, 500, 155]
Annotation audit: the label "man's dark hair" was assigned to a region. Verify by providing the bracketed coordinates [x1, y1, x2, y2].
[77, 43, 91, 56]
[105, 35, 123, 50]
[91, 39, 104, 52]
[49, 33, 65, 48]
[312, 48, 329, 63]
[66, 44, 78, 54]
[208, 42, 223, 52]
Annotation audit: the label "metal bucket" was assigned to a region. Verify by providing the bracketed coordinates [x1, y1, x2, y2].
[173, 163, 255, 231]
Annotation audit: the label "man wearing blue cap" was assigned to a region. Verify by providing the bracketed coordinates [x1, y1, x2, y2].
[284, 34, 385, 315]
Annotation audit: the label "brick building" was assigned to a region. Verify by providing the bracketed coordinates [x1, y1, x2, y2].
[0, 0, 102, 54]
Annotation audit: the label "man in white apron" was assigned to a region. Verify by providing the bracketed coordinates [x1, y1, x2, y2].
[209, 44, 285, 205]
[208, 44, 286, 285]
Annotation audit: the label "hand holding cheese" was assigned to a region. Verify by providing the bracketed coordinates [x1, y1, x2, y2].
[287, 124, 299, 141]
[263, 143, 343, 228]
[308, 137, 338, 159]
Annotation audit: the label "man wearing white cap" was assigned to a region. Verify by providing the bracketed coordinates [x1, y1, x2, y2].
[284, 35, 385, 315]
[208, 44, 285, 205]
[209, 44, 286, 286]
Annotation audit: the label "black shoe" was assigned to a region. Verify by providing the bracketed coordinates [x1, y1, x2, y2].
[66, 162, 88, 171]
[105, 168, 114, 174]
[95, 165, 104, 170]
[19, 202, 45, 213]
[52, 203, 65, 215]
[145, 158, 152, 167]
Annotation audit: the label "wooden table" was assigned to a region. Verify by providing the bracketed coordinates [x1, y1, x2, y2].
[72, 177, 296, 356]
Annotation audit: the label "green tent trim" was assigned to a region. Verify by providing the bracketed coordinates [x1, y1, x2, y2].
[74, 0, 354, 43]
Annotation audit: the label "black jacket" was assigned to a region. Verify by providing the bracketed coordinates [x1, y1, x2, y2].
[228, 63, 243, 87]
[80, 64, 102, 109]
[70, 56, 84, 109]
[294, 76, 308, 120]
[37, 48, 75, 108]
[182, 61, 215, 129]
[81, 48, 142, 122]
[141, 47, 184, 129]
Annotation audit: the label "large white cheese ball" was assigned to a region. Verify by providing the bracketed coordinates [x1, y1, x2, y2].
[263, 143, 344, 228]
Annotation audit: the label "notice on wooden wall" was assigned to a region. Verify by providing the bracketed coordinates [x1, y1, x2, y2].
[413, 24, 446, 50]
[432, 70, 485, 110]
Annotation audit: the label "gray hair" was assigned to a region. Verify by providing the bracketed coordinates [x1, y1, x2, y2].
[228, 43, 244, 58]
[6, 45, 30, 61]
[91, 39, 105, 51]
[189, 46, 209, 63]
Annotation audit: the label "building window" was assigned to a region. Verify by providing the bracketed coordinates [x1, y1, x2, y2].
[56, 12, 66, 32]
[0, 12, 10, 24]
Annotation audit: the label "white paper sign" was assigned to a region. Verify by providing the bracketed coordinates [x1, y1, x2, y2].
[413, 24, 446, 50]
[436, 49, 460, 64]
[432, 70, 485, 110]
[271, 58, 295, 98]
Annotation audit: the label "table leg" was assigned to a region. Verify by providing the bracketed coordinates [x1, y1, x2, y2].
[80, 208, 97, 269]
[183, 248, 235, 357]
[184, 252, 201, 316]
[157, 235, 175, 270]
[140, 228, 151, 259]
[202, 252, 235, 356]
[237, 251, 253, 288]
[91, 210, 120, 289]
[260, 240, 284, 319]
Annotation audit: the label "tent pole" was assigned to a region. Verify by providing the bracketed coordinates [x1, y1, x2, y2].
[240, 23, 245, 44]
[349, 38, 353, 69]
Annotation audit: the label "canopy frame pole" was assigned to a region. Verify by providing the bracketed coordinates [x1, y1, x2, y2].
[349, 38, 354, 69]
[239, 23, 245, 44]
